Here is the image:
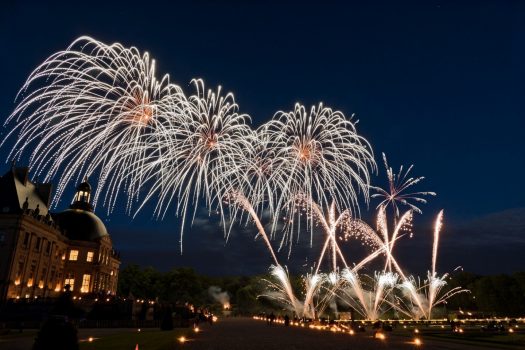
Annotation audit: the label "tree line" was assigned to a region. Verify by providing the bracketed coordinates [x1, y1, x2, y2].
[444, 271, 525, 316]
[118, 265, 525, 316]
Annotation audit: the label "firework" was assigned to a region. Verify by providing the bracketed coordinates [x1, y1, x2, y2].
[261, 103, 376, 247]
[261, 266, 335, 319]
[371, 153, 436, 218]
[134, 79, 254, 248]
[310, 200, 350, 273]
[260, 265, 303, 316]
[398, 272, 468, 320]
[302, 271, 326, 319]
[397, 211, 468, 319]
[219, 127, 284, 264]
[4, 38, 469, 321]
[338, 269, 399, 320]
[3, 36, 186, 212]
[221, 103, 376, 261]
[343, 206, 413, 273]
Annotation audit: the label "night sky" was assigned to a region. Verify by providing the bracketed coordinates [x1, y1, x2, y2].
[0, 1, 524, 275]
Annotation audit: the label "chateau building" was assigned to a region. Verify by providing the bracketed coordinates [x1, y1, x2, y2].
[0, 166, 120, 301]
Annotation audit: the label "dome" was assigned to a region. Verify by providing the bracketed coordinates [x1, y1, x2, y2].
[54, 209, 108, 241]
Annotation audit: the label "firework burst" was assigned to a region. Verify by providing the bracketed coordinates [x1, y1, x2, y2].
[2, 36, 185, 212]
[262, 103, 376, 246]
[371, 153, 436, 218]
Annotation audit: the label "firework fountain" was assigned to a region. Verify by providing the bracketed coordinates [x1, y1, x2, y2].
[3, 36, 468, 321]
[261, 156, 468, 320]
[397, 211, 469, 319]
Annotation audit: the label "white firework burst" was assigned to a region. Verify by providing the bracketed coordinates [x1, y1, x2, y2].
[371, 153, 436, 217]
[135, 79, 254, 246]
[2, 36, 185, 212]
[261, 103, 376, 246]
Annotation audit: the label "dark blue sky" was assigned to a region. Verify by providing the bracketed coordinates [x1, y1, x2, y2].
[1, 0, 524, 275]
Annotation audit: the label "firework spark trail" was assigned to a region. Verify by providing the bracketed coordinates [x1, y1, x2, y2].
[371, 153, 436, 218]
[131, 79, 255, 249]
[224, 190, 279, 265]
[397, 276, 427, 319]
[261, 103, 376, 248]
[426, 210, 448, 319]
[343, 206, 413, 273]
[342, 207, 429, 317]
[2, 36, 186, 213]
[338, 269, 399, 320]
[264, 267, 333, 319]
[378, 207, 413, 271]
[432, 210, 444, 275]
[260, 265, 303, 316]
[302, 272, 324, 319]
[294, 197, 350, 274]
[425, 209, 468, 319]
[311, 204, 348, 274]
[396, 210, 468, 319]
[235, 126, 281, 222]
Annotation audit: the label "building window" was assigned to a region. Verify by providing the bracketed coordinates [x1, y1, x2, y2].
[27, 262, 36, 287]
[15, 261, 24, 285]
[38, 268, 47, 289]
[34, 237, 42, 252]
[64, 274, 75, 291]
[69, 250, 79, 261]
[23, 232, 30, 248]
[48, 269, 55, 289]
[76, 190, 90, 203]
[81, 274, 91, 293]
[86, 251, 94, 262]
[45, 241, 52, 255]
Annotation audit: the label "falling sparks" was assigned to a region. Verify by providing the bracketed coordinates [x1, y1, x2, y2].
[3, 36, 186, 213]
[261, 103, 376, 246]
[4, 37, 377, 256]
[3, 37, 469, 322]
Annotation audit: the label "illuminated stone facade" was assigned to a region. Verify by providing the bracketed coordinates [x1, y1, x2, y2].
[0, 167, 120, 301]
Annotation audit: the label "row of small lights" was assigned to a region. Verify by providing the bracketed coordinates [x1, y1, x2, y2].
[252, 316, 423, 346]
[14, 295, 156, 303]
[81, 316, 219, 346]
[178, 316, 218, 345]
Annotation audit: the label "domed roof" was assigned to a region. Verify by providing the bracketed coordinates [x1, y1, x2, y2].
[54, 209, 108, 241]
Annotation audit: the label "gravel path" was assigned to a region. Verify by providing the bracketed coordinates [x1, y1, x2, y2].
[183, 318, 440, 350]
[1, 318, 515, 349]
[182, 318, 500, 350]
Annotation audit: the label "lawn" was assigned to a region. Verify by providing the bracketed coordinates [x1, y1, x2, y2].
[423, 331, 525, 348]
[80, 328, 190, 350]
